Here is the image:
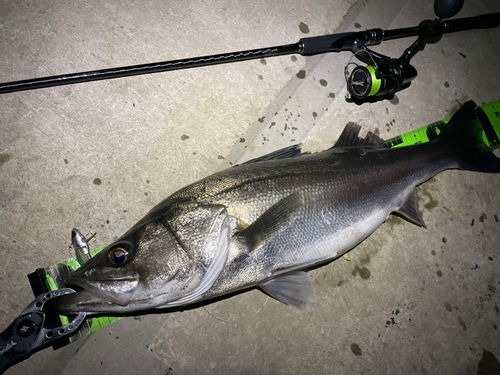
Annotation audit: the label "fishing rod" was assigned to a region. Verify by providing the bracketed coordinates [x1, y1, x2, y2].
[0, 0, 498, 103]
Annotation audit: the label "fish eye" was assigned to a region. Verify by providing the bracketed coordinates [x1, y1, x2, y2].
[108, 247, 129, 266]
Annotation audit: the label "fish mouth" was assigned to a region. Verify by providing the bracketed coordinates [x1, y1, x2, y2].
[64, 274, 139, 306]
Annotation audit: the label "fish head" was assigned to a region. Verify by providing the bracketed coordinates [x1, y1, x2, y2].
[58, 201, 230, 314]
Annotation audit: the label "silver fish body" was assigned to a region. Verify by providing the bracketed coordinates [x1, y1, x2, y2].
[57, 102, 500, 314]
[176, 142, 449, 300]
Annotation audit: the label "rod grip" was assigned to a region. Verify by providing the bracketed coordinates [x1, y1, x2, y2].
[299, 32, 356, 55]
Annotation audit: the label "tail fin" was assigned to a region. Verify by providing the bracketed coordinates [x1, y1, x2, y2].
[441, 100, 500, 173]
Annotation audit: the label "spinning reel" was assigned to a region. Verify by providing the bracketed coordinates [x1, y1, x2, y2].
[345, 0, 466, 102]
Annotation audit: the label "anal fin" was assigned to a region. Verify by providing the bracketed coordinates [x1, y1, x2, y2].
[394, 190, 426, 228]
[260, 271, 315, 311]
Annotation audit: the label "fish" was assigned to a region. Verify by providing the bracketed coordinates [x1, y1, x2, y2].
[56, 101, 500, 314]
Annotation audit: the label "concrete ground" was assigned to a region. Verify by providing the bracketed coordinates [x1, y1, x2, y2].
[1, 0, 499, 374]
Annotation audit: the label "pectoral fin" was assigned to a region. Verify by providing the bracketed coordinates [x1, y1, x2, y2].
[237, 194, 302, 251]
[394, 190, 426, 228]
[260, 271, 315, 311]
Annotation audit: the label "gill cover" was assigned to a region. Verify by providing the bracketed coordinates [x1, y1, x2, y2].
[159, 202, 231, 307]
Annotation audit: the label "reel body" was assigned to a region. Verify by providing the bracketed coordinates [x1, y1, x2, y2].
[346, 62, 417, 101]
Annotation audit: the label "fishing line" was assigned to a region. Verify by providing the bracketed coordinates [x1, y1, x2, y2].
[249, 296, 270, 318]
[202, 306, 235, 324]
[344, 47, 378, 88]
[202, 296, 270, 324]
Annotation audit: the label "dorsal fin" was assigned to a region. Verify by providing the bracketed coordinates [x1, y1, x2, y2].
[334, 123, 385, 148]
[240, 123, 384, 166]
[333, 122, 362, 147]
[361, 131, 384, 147]
[241, 144, 309, 165]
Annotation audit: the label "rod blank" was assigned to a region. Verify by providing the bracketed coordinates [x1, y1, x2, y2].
[0, 44, 300, 94]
